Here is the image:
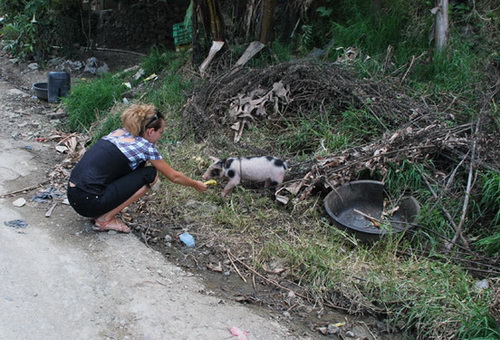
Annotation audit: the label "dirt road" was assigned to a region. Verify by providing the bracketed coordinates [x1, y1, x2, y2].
[0, 75, 307, 339]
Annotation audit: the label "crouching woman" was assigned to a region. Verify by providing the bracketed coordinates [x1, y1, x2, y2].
[67, 104, 207, 233]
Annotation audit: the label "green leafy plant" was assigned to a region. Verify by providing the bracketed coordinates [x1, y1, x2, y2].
[0, 0, 84, 60]
[1, 15, 39, 60]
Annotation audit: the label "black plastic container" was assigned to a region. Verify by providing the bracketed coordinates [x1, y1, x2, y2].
[33, 82, 48, 101]
[48, 71, 71, 103]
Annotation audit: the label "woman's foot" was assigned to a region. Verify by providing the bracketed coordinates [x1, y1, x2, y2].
[93, 218, 131, 233]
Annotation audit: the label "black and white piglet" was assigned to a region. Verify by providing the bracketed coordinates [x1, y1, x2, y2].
[202, 156, 288, 197]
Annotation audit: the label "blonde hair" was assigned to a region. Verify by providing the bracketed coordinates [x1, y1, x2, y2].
[121, 104, 158, 136]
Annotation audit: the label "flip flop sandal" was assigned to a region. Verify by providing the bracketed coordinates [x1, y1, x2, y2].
[93, 218, 131, 233]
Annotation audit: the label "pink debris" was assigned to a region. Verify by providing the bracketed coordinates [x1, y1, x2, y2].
[230, 326, 249, 340]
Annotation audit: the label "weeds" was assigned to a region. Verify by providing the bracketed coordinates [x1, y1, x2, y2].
[62, 75, 127, 132]
[141, 47, 189, 76]
[472, 171, 500, 257]
[0, 0, 84, 61]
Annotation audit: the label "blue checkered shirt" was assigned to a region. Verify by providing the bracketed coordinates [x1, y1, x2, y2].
[103, 129, 162, 170]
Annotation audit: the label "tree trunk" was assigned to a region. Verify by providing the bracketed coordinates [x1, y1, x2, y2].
[434, 0, 449, 50]
[192, 0, 203, 65]
[259, 0, 277, 44]
[206, 0, 224, 41]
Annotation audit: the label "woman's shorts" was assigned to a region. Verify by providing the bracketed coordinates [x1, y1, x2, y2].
[67, 166, 157, 218]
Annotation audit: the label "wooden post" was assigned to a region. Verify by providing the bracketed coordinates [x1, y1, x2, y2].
[434, 0, 449, 50]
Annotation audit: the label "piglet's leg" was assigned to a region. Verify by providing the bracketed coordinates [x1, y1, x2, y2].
[264, 178, 282, 188]
[222, 178, 240, 197]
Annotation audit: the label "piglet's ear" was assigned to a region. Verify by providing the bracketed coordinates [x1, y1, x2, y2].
[209, 156, 220, 162]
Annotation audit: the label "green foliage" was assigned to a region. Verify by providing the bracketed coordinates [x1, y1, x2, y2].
[472, 171, 500, 257]
[477, 171, 500, 226]
[339, 108, 388, 142]
[273, 106, 388, 157]
[410, 43, 480, 95]
[1, 17, 31, 55]
[141, 48, 166, 76]
[0, 0, 24, 16]
[297, 0, 419, 57]
[273, 110, 346, 156]
[62, 76, 128, 132]
[0, 0, 84, 61]
[474, 231, 500, 258]
[384, 160, 425, 197]
[1, 14, 44, 60]
[270, 40, 293, 63]
[458, 301, 500, 340]
[146, 75, 189, 109]
[140, 47, 187, 76]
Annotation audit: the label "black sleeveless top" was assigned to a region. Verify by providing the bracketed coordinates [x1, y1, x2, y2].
[69, 139, 133, 195]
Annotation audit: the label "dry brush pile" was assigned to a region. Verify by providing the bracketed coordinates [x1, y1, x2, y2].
[184, 59, 500, 254]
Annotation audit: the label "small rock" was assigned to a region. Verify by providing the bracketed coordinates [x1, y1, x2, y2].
[55, 145, 68, 153]
[47, 108, 66, 119]
[12, 198, 27, 207]
[96, 63, 110, 74]
[475, 279, 489, 290]
[327, 324, 340, 334]
[317, 327, 328, 335]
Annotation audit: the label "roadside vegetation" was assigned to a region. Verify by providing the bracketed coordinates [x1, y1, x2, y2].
[2, 1, 498, 339]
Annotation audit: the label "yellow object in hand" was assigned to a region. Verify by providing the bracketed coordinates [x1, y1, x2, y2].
[204, 180, 217, 186]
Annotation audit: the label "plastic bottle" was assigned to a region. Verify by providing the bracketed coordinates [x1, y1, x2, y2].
[179, 232, 195, 248]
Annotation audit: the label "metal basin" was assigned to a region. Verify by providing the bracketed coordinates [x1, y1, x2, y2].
[324, 180, 419, 242]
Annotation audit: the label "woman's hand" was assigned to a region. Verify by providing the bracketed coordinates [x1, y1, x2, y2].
[193, 180, 208, 193]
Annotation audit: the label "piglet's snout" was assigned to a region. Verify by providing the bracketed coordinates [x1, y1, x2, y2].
[201, 161, 224, 181]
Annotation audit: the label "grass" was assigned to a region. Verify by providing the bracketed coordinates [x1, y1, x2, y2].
[62, 75, 128, 132]
[472, 171, 500, 257]
[141, 47, 189, 76]
[271, 108, 384, 157]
